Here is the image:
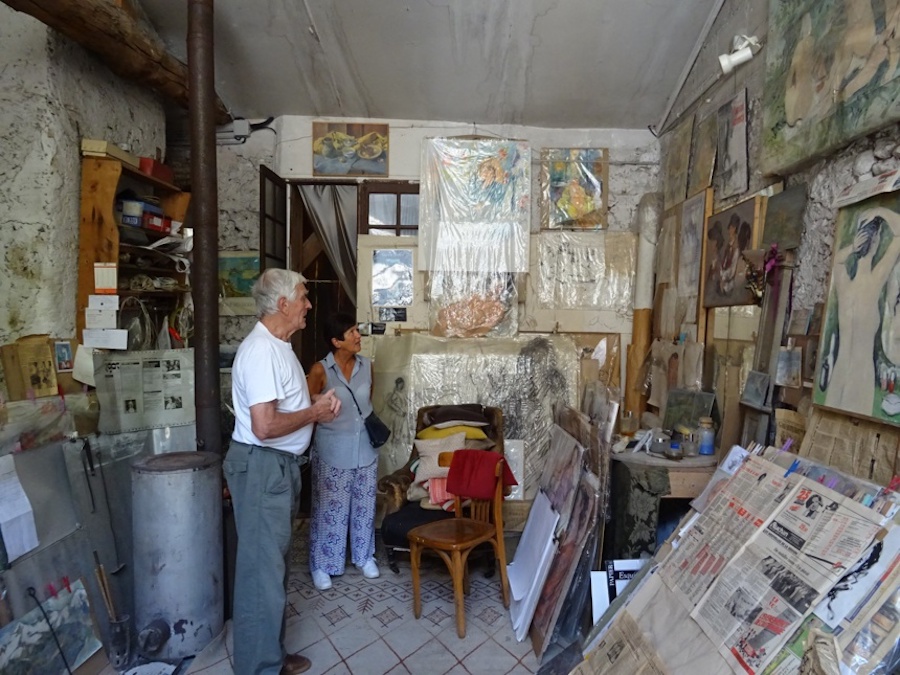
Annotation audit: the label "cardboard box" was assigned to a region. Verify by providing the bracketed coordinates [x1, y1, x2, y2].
[88, 295, 119, 310]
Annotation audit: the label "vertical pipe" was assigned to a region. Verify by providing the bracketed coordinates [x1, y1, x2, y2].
[188, 0, 222, 453]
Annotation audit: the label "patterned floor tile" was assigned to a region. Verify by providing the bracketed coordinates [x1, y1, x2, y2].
[401, 638, 461, 675]
[381, 618, 435, 659]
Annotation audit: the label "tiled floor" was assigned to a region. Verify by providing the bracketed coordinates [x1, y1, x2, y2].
[183, 554, 537, 675]
[105, 522, 538, 675]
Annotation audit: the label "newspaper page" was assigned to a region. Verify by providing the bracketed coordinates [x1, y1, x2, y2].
[774, 409, 806, 451]
[660, 456, 799, 610]
[95, 349, 195, 433]
[690, 478, 883, 675]
[572, 611, 668, 675]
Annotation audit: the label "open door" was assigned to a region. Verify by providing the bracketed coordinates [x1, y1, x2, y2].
[259, 165, 288, 272]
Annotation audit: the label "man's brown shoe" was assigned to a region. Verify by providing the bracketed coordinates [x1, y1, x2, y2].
[280, 652, 311, 675]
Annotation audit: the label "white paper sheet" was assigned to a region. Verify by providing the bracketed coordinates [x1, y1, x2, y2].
[507, 490, 559, 641]
[0, 453, 39, 561]
[72, 344, 96, 387]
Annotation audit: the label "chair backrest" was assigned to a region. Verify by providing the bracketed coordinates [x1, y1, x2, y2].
[437, 451, 505, 529]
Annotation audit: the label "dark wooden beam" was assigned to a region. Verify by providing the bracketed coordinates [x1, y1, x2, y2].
[3, 0, 231, 124]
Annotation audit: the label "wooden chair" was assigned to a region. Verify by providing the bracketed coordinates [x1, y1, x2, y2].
[407, 451, 510, 638]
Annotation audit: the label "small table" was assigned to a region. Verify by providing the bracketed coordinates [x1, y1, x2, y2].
[604, 452, 718, 559]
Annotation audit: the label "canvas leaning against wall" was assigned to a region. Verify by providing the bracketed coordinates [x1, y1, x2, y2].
[702, 196, 762, 308]
[814, 192, 900, 425]
[762, 0, 900, 175]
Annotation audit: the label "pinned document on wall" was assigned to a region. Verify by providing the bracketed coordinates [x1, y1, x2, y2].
[0, 453, 39, 561]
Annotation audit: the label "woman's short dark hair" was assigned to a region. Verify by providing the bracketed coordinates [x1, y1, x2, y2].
[323, 312, 358, 352]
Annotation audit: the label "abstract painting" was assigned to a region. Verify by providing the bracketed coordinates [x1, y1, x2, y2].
[702, 196, 762, 307]
[716, 90, 749, 199]
[540, 148, 609, 229]
[663, 116, 693, 210]
[313, 122, 388, 177]
[763, 0, 900, 175]
[814, 191, 900, 424]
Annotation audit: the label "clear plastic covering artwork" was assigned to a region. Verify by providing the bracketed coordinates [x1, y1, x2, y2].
[372, 333, 579, 499]
[540, 148, 609, 230]
[419, 137, 530, 337]
[538, 231, 636, 313]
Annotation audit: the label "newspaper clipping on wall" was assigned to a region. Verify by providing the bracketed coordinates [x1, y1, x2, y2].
[95, 349, 195, 433]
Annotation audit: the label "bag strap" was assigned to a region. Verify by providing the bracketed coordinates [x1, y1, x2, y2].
[327, 359, 364, 416]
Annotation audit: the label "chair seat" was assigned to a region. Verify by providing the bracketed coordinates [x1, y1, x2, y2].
[408, 518, 495, 550]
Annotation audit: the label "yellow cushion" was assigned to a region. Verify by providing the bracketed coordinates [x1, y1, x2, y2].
[416, 424, 489, 441]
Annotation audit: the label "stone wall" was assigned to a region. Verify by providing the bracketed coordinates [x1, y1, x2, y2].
[0, 6, 164, 344]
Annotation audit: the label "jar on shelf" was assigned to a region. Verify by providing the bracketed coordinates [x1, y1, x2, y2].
[698, 417, 715, 456]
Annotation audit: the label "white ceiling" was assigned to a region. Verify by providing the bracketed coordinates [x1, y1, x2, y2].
[140, 0, 718, 129]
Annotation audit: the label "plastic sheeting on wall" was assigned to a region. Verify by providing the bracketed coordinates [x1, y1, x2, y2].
[372, 333, 579, 499]
[418, 137, 530, 337]
[537, 231, 636, 314]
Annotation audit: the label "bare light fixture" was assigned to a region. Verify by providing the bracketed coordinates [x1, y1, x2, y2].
[719, 35, 761, 75]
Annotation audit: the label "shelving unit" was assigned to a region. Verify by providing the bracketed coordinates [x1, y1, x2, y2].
[76, 157, 191, 344]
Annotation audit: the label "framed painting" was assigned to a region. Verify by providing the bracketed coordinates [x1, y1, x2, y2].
[218, 250, 259, 315]
[312, 122, 388, 177]
[763, 0, 900, 175]
[702, 196, 763, 308]
[662, 115, 693, 210]
[687, 113, 717, 198]
[540, 148, 609, 229]
[814, 191, 900, 424]
[716, 90, 749, 199]
[761, 183, 808, 250]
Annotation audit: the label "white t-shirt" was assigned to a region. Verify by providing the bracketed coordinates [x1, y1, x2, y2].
[231, 322, 313, 454]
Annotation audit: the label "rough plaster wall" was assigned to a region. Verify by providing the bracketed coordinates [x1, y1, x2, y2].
[217, 132, 276, 345]
[0, 6, 164, 343]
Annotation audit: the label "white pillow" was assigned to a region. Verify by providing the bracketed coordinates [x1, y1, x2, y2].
[413, 432, 467, 483]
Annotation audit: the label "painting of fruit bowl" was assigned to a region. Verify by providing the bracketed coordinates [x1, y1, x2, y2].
[313, 122, 389, 176]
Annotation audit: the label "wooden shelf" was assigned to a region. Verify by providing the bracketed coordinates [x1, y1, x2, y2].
[77, 156, 191, 343]
[120, 162, 182, 192]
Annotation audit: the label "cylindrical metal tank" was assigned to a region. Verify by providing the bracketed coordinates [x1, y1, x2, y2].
[132, 451, 223, 661]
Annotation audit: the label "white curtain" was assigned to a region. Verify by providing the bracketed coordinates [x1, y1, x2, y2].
[297, 184, 358, 306]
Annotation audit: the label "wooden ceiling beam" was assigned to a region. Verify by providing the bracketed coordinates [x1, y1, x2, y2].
[3, 0, 231, 124]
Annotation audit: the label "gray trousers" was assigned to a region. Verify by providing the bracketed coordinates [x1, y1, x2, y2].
[225, 441, 304, 675]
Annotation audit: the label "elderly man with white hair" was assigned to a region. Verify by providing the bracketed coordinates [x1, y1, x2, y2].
[225, 268, 340, 675]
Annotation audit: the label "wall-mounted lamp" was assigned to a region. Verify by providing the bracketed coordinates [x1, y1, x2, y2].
[719, 35, 761, 75]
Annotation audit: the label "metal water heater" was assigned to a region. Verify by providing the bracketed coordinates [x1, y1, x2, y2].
[132, 451, 223, 661]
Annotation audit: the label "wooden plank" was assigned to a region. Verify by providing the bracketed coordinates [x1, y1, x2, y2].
[664, 467, 716, 499]
[3, 0, 230, 124]
[76, 158, 122, 341]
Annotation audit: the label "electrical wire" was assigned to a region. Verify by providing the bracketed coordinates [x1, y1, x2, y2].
[27, 586, 73, 675]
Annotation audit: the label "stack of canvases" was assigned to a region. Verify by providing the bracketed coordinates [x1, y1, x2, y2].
[574, 449, 899, 674]
[506, 419, 603, 659]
